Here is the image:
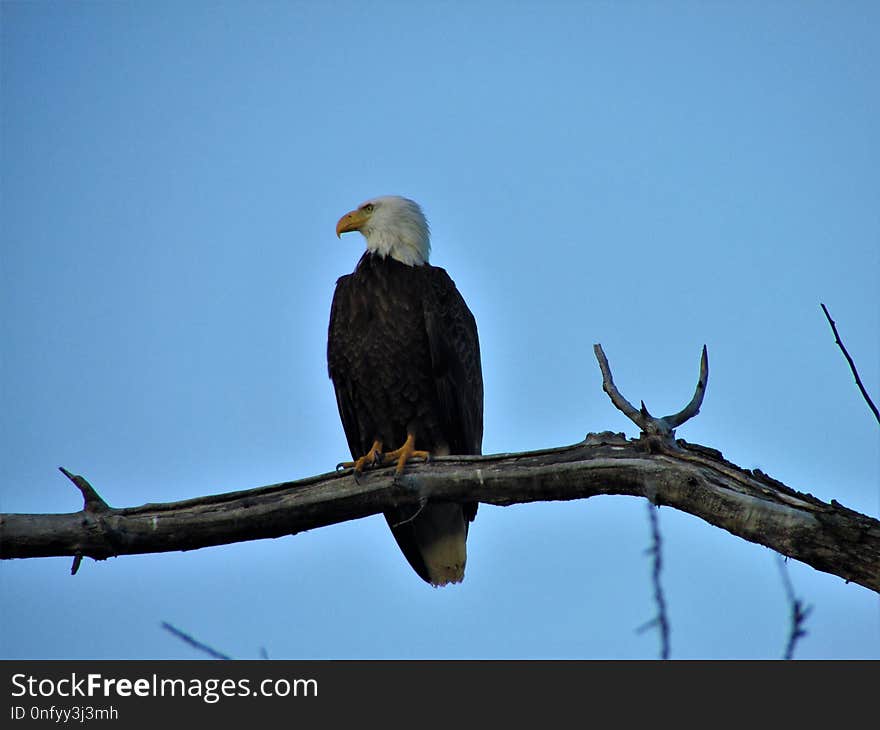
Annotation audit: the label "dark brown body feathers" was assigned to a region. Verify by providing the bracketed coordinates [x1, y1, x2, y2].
[327, 252, 483, 584]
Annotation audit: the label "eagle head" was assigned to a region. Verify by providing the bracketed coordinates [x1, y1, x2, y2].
[335, 195, 431, 266]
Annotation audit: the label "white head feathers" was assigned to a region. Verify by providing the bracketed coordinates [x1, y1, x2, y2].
[335, 195, 431, 266]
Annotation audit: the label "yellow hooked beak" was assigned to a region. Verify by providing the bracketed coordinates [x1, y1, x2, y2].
[335, 207, 372, 238]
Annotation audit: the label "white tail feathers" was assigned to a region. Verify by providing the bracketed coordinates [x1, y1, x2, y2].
[414, 503, 468, 587]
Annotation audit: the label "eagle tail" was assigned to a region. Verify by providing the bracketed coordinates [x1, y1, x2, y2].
[385, 503, 468, 587]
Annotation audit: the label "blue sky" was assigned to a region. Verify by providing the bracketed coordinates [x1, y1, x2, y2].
[2, 1, 878, 659]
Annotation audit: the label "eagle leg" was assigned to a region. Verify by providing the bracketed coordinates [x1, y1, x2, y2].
[337, 439, 383, 476]
[381, 433, 431, 475]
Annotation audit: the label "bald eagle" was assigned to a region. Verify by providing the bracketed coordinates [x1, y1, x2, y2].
[328, 196, 483, 586]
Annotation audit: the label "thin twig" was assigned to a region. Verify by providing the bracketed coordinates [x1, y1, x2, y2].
[161, 621, 232, 660]
[636, 501, 670, 660]
[820, 303, 879, 425]
[389, 497, 428, 528]
[777, 556, 812, 660]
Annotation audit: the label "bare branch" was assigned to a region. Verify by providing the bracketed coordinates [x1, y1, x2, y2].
[820, 303, 879, 425]
[636, 501, 670, 659]
[664, 344, 709, 428]
[59, 467, 110, 512]
[593, 344, 708, 441]
[2, 438, 879, 593]
[59, 467, 109, 575]
[161, 622, 231, 660]
[776, 556, 812, 660]
[593, 344, 643, 424]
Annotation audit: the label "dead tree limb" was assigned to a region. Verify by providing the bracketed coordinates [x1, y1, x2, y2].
[593, 343, 707, 443]
[2, 346, 878, 594]
[3, 440, 877, 591]
[777, 556, 812, 660]
[820, 303, 879, 425]
[160, 622, 232, 660]
[636, 502, 671, 659]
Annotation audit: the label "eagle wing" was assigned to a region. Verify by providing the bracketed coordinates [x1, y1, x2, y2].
[423, 266, 483, 457]
[422, 266, 483, 525]
[327, 273, 365, 459]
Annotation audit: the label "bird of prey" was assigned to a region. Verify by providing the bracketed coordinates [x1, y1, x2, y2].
[328, 195, 483, 586]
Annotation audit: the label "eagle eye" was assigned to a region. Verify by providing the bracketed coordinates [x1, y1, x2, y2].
[362, 203, 374, 213]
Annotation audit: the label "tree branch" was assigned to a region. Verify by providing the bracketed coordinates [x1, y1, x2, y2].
[58, 467, 110, 575]
[777, 556, 812, 660]
[2, 345, 877, 595]
[820, 303, 879, 425]
[636, 501, 671, 659]
[593, 344, 708, 442]
[1, 437, 878, 592]
[160, 622, 232, 660]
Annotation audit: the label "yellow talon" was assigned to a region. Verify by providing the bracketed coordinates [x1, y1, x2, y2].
[382, 434, 431, 474]
[339, 439, 383, 474]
